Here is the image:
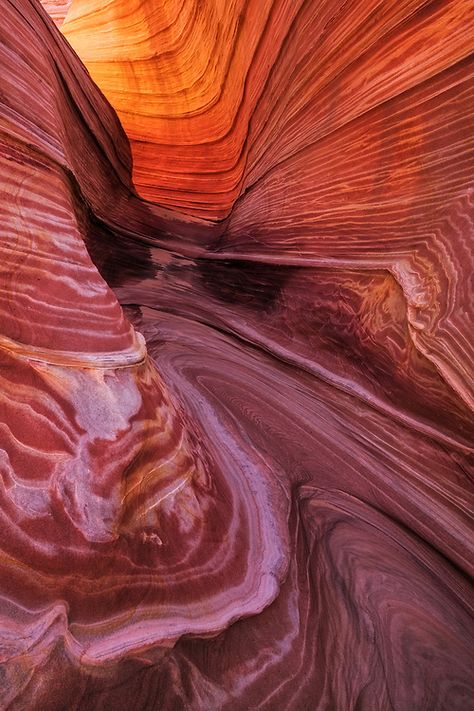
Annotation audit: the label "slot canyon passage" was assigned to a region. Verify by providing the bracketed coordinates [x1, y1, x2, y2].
[0, 0, 474, 708]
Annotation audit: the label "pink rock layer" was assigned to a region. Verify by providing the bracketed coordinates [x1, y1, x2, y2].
[40, 0, 71, 26]
[1, 0, 473, 709]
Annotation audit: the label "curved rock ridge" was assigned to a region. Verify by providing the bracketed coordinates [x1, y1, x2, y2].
[1, 2, 288, 702]
[4, 0, 474, 709]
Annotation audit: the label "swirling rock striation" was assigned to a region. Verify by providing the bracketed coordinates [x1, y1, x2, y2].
[2, 0, 474, 708]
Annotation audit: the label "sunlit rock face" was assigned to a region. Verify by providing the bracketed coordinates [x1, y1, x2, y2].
[2, 0, 474, 708]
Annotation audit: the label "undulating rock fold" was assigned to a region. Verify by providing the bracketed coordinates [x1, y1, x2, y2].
[1, 0, 473, 708]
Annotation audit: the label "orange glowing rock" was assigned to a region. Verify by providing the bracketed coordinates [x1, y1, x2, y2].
[59, 0, 301, 219]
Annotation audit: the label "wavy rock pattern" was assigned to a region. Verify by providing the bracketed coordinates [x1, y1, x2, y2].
[2, 0, 474, 708]
[60, 0, 474, 224]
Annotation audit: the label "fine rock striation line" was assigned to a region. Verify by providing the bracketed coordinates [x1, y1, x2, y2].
[1, 0, 474, 708]
[39, 0, 71, 26]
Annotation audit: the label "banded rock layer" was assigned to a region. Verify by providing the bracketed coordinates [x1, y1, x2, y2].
[1, 0, 474, 709]
[40, 0, 71, 26]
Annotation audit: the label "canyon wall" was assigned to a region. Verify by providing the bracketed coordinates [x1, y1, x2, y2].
[1, 0, 473, 708]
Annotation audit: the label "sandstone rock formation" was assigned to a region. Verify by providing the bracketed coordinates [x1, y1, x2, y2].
[40, 0, 71, 26]
[1, 0, 473, 708]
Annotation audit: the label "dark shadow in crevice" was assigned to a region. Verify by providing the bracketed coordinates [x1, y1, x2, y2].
[195, 258, 294, 312]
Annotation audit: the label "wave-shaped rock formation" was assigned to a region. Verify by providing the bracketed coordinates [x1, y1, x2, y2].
[1, 0, 473, 708]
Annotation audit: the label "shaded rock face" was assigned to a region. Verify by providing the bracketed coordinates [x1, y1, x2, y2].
[1, 0, 473, 708]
